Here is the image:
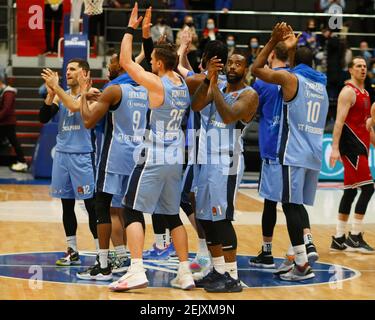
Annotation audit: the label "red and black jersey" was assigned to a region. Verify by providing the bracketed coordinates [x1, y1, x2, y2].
[339, 82, 371, 165]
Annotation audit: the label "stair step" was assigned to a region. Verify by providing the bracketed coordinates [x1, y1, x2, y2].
[16, 121, 43, 128]
[16, 132, 39, 139]
[15, 98, 44, 109]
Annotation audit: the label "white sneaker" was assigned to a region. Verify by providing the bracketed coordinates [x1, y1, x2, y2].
[171, 272, 195, 290]
[273, 254, 294, 276]
[10, 162, 28, 172]
[109, 269, 148, 292]
[279, 263, 315, 281]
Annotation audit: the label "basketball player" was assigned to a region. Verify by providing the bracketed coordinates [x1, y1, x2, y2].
[76, 53, 147, 281]
[329, 56, 375, 254]
[40, 59, 99, 266]
[109, 4, 194, 291]
[250, 41, 319, 269]
[191, 51, 259, 292]
[252, 23, 329, 281]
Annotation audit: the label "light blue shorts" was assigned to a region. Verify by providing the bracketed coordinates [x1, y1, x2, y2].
[51, 151, 95, 200]
[195, 154, 244, 222]
[96, 170, 129, 208]
[259, 159, 319, 206]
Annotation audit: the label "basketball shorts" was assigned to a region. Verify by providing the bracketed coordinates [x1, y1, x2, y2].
[342, 154, 373, 189]
[51, 151, 95, 200]
[96, 170, 129, 208]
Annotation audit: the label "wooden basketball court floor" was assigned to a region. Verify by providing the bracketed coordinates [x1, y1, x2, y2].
[0, 183, 374, 300]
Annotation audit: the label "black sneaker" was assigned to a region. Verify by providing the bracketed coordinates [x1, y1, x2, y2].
[306, 243, 319, 266]
[249, 249, 275, 268]
[77, 262, 113, 281]
[204, 272, 243, 293]
[345, 232, 375, 254]
[330, 235, 347, 252]
[194, 268, 223, 288]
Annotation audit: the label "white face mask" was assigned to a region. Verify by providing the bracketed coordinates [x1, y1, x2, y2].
[207, 23, 215, 30]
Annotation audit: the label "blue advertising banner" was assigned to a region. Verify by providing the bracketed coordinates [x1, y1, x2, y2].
[319, 134, 375, 180]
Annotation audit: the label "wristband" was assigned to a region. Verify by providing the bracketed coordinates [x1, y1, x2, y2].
[125, 27, 135, 35]
[203, 77, 210, 85]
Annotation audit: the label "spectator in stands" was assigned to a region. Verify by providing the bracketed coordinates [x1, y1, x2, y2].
[176, 15, 200, 72]
[44, 0, 63, 55]
[247, 36, 261, 66]
[199, 18, 222, 53]
[359, 41, 373, 66]
[169, 0, 188, 28]
[215, 0, 232, 30]
[298, 19, 319, 55]
[320, 0, 345, 13]
[0, 69, 28, 172]
[367, 61, 375, 101]
[188, 0, 214, 31]
[151, 16, 174, 44]
[226, 34, 236, 56]
[356, 0, 375, 43]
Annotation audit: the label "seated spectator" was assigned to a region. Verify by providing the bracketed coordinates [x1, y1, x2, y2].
[199, 18, 222, 52]
[298, 19, 319, 55]
[176, 15, 200, 72]
[151, 16, 174, 44]
[359, 40, 373, 66]
[0, 69, 28, 172]
[368, 61, 375, 101]
[247, 36, 261, 66]
[320, 0, 345, 13]
[226, 34, 236, 56]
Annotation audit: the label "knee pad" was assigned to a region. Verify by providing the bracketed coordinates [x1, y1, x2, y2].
[198, 219, 220, 246]
[215, 220, 237, 251]
[163, 214, 183, 231]
[180, 201, 194, 217]
[339, 188, 358, 215]
[95, 192, 112, 225]
[123, 207, 145, 230]
[355, 184, 374, 214]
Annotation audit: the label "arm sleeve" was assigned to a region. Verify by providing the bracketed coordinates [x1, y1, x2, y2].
[39, 103, 59, 124]
[142, 37, 154, 68]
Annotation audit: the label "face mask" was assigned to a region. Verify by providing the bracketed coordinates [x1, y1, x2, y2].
[186, 22, 194, 27]
[227, 40, 235, 47]
[207, 23, 215, 30]
[308, 27, 316, 32]
[372, 69, 375, 74]
[158, 19, 166, 25]
[251, 42, 259, 49]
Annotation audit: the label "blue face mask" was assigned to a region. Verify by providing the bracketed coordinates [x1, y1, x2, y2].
[227, 40, 235, 47]
[372, 68, 375, 74]
[251, 42, 259, 49]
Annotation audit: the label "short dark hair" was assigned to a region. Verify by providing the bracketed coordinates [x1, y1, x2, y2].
[230, 49, 249, 66]
[295, 47, 313, 67]
[153, 43, 178, 71]
[67, 58, 90, 72]
[203, 40, 228, 67]
[274, 42, 288, 62]
[348, 56, 367, 69]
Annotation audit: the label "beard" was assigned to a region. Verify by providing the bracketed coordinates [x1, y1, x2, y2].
[226, 73, 243, 84]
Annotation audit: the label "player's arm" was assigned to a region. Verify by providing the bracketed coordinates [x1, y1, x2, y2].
[120, 5, 163, 108]
[191, 56, 224, 112]
[370, 102, 375, 125]
[78, 71, 120, 128]
[329, 86, 355, 167]
[41, 68, 82, 112]
[251, 22, 297, 101]
[177, 26, 194, 78]
[210, 76, 259, 124]
[39, 83, 59, 123]
[283, 25, 301, 68]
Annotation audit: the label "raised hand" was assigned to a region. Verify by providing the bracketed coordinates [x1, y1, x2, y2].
[41, 68, 59, 89]
[128, 2, 143, 29]
[180, 26, 192, 53]
[142, 6, 152, 38]
[156, 34, 167, 45]
[283, 24, 301, 50]
[206, 56, 224, 81]
[270, 22, 288, 43]
[77, 70, 91, 94]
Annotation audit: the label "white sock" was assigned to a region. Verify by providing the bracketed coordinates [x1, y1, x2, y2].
[225, 261, 238, 280]
[303, 233, 313, 245]
[336, 220, 347, 238]
[351, 218, 363, 235]
[94, 238, 99, 252]
[155, 234, 166, 249]
[262, 242, 272, 253]
[212, 256, 225, 274]
[130, 258, 144, 272]
[286, 244, 294, 256]
[114, 245, 127, 259]
[67, 236, 77, 251]
[293, 244, 308, 267]
[178, 261, 190, 274]
[197, 238, 209, 256]
[98, 249, 109, 269]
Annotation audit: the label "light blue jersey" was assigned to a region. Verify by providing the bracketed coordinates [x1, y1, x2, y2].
[278, 73, 329, 171]
[144, 75, 190, 164]
[55, 91, 94, 153]
[98, 84, 147, 176]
